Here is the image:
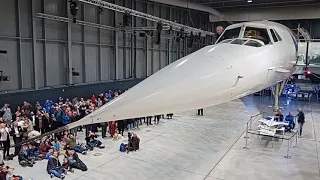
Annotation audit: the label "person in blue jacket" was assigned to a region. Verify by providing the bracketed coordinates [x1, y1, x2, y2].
[285, 112, 295, 132]
[44, 100, 55, 114]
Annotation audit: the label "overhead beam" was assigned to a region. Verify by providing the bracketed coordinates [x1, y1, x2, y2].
[36, 13, 172, 39]
[78, 0, 215, 36]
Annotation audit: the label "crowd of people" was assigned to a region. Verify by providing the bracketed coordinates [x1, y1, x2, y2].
[0, 89, 174, 179]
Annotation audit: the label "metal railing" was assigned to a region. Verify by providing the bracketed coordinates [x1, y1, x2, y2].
[243, 113, 299, 159]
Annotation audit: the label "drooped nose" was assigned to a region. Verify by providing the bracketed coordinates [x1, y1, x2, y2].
[67, 44, 240, 128]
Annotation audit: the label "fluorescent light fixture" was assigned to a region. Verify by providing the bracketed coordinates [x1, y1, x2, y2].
[247, 0, 252, 2]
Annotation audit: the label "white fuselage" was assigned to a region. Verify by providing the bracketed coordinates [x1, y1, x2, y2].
[67, 21, 297, 129]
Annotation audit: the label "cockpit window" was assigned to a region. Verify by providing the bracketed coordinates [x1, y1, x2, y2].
[217, 27, 241, 43]
[243, 27, 271, 45]
[270, 29, 279, 42]
[230, 39, 247, 45]
[274, 30, 282, 41]
[244, 40, 263, 47]
[220, 39, 233, 44]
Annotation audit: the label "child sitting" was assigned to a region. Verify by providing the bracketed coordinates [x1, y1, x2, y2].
[85, 131, 105, 150]
[18, 145, 35, 167]
[47, 150, 67, 179]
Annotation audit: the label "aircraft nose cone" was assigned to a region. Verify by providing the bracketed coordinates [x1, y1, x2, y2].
[67, 44, 240, 128]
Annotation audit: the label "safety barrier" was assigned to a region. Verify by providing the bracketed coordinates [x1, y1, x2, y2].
[243, 113, 299, 159]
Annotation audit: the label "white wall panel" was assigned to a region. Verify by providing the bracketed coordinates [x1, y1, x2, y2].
[46, 43, 67, 86]
[71, 44, 83, 84]
[160, 51, 167, 69]
[0, 40, 19, 91]
[100, 8, 114, 26]
[45, 21, 67, 40]
[0, 0, 17, 37]
[21, 41, 33, 89]
[44, 0, 67, 16]
[136, 37, 145, 48]
[125, 49, 131, 78]
[100, 30, 113, 44]
[101, 47, 114, 81]
[20, 0, 32, 38]
[153, 50, 160, 73]
[147, 50, 152, 76]
[136, 49, 146, 78]
[85, 46, 99, 83]
[117, 48, 124, 79]
[71, 24, 83, 42]
[35, 42, 45, 88]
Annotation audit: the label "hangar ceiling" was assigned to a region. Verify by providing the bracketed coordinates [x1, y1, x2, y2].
[191, 0, 320, 10]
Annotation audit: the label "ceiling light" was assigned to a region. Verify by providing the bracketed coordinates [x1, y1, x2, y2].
[247, 0, 252, 2]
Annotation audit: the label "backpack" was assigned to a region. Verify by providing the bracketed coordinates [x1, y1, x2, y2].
[119, 143, 126, 152]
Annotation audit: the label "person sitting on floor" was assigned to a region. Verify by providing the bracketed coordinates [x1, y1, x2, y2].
[64, 148, 88, 171]
[27, 143, 41, 161]
[66, 134, 87, 155]
[0, 166, 23, 180]
[132, 133, 140, 150]
[166, 113, 173, 119]
[52, 139, 62, 152]
[18, 145, 35, 167]
[47, 150, 66, 179]
[112, 132, 123, 141]
[285, 112, 295, 132]
[39, 138, 53, 159]
[85, 131, 105, 150]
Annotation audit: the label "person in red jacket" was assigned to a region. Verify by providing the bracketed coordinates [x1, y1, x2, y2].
[39, 138, 52, 157]
[108, 121, 116, 137]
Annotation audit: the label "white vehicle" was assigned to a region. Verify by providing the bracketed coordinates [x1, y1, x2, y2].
[68, 21, 298, 129]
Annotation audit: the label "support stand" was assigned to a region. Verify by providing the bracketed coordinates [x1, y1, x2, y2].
[243, 122, 249, 150]
[284, 139, 292, 159]
[293, 131, 299, 148]
[271, 80, 287, 113]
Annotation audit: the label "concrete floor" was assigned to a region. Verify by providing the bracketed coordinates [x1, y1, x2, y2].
[5, 96, 320, 180]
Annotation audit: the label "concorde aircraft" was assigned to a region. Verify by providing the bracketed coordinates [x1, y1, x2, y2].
[67, 20, 298, 129]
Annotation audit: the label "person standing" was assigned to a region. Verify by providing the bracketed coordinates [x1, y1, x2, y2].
[216, 26, 224, 39]
[197, 109, 203, 116]
[0, 104, 12, 127]
[297, 108, 305, 137]
[11, 122, 23, 156]
[0, 123, 11, 160]
[117, 120, 126, 136]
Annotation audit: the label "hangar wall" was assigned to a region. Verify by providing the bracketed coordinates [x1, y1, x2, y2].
[0, 0, 214, 93]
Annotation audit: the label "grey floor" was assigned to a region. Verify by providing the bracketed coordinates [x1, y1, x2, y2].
[5, 96, 320, 180]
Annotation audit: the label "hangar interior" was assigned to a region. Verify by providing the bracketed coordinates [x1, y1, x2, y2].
[1, 0, 320, 180]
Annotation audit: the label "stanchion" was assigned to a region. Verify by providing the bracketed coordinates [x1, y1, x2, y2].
[284, 138, 292, 159]
[243, 122, 249, 149]
[293, 131, 299, 148]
